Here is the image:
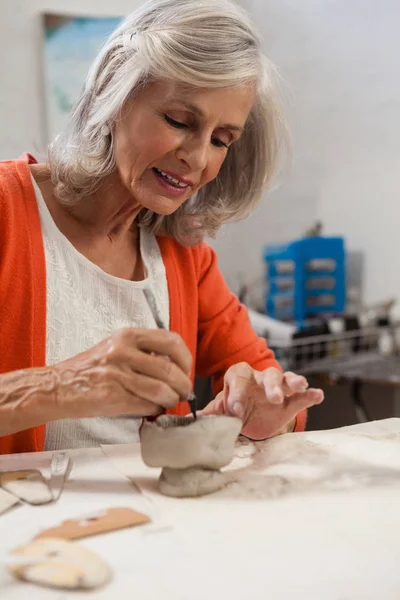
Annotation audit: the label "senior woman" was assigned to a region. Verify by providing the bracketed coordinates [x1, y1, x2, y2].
[0, 0, 323, 455]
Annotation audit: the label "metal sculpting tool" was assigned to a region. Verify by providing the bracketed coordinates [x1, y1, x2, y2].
[143, 288, 197, 419]
[50, 452, 72, 501]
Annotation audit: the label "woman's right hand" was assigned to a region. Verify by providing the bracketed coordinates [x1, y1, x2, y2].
[51, 328, 193, 419]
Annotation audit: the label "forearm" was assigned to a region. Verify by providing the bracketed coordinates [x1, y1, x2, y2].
[0, 367, 60, 436]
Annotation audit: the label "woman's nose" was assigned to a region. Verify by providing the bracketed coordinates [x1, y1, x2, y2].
[176, 136, 209, 173]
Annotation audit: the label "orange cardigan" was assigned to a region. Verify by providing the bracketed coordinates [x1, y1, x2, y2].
[0, 155, 306, 454]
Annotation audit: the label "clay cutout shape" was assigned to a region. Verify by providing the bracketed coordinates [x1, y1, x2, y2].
[7, 537, 111, 590]
[140, 414, 242, 497]
[34, 507, 151, 541]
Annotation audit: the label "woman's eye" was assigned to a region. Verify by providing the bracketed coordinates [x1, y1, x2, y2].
[164, 114, 187, 129]
[211, 137, 229, 149]
[165, 114, 229, 148]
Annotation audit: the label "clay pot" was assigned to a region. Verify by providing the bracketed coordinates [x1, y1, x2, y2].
[140, 414, 242, 497]
[141, 414, 242, 470]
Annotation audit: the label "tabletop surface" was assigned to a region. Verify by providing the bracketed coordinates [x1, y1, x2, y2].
[0, 418, 399, 600]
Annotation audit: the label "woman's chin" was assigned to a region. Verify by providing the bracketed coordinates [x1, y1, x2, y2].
[140, 195, 187, 216]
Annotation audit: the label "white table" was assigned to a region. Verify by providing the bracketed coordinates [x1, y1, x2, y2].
[0, 418, 399, 600]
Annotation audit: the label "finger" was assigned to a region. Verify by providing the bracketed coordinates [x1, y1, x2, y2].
[113, 329, 193, 376]
[200, 391, 226, 416]
[94, 369, 164, 417]
[262, 367, 284, 404]
[116, 369, 181, 409]
[128, 349, 192, 400]
[261, 370, 308, 404]
[214, 392, 226, 414]
[284, 388, 324, 414]
[137, 330, 193, 375]
[201, 396, 225, 417]
[118, 397, 163, 417]
[282, 371, 309, 394]
[224, 377, 250, 420]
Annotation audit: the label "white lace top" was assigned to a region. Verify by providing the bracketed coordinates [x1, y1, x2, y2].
[30, 176, 170, 450]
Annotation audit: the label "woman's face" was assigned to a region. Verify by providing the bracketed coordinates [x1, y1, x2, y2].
[113, 80, 255, 215]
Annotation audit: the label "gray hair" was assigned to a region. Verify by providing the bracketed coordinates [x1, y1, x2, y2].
[49, 0, 287, 245]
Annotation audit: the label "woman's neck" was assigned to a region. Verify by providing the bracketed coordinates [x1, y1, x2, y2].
[29, 163, 145, 281]
[30, 164, 142, 239]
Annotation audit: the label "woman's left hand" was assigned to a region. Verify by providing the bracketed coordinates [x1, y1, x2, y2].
[201, 363, 324, 439]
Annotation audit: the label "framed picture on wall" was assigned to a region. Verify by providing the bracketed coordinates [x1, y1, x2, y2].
[42, 14, 122, 142]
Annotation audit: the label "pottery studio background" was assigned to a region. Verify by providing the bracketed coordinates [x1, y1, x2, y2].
[1, 0, 400, 430]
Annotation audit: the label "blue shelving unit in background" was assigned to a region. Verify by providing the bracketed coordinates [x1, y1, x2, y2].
[263, 236, 346, 326]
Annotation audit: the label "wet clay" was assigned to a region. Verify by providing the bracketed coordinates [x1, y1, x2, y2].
[140, 415, 242, 497]
[159, 466, 227, 498]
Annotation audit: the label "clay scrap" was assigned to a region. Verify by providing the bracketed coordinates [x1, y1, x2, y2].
[7, 537, 111, 590]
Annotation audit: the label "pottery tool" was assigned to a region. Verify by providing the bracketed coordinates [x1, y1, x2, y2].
[143, 288, 197, 419]
[49, 452, 72, 501]
[0, 470, 53, 505]
[0, 452, 72, 506]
